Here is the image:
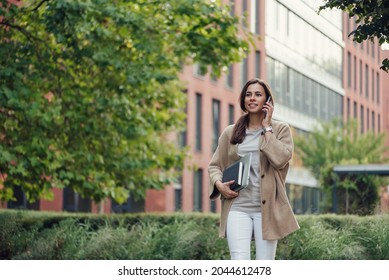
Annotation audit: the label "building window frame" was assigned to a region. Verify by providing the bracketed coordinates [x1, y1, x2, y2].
[195, 93, 202, 152]
[193, 169, 203, 212]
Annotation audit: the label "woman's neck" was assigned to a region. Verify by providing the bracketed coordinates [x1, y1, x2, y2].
[247, 114, 264, 130]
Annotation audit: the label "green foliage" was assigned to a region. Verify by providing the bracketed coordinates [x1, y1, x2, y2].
[0, 0, 252, 203]
[0, 210, 230, 260]
[295, 119, 389, 214]
[2, 210, 389, 260]
[278, 214, 389, 260]
[319, 0, 389, 72]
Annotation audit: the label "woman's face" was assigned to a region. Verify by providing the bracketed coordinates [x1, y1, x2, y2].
[244, 83, 267, 114]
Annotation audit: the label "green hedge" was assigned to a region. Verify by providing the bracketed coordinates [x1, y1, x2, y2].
[1, 210, 389, 260]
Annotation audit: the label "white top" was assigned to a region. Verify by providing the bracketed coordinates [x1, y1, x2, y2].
[231, 128, 262, 213]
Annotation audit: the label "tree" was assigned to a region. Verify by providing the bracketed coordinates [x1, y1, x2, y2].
[0, 0, 252, 205]
[295, 119, 389, 215]
[319, 0, 389, 72]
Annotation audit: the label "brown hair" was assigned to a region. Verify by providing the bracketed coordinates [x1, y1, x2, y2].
[230, 78, 274, 145]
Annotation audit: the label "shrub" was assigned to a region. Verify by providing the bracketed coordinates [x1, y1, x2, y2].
[1, 210, 389, 260]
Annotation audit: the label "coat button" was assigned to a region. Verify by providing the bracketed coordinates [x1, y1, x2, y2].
[261, 174, 264, 178]
[262, 200, 266, 204]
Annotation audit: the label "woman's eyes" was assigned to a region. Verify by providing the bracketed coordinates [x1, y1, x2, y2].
[245, 93, 262, 97]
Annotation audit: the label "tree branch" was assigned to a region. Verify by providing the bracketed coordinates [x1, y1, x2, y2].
[0, 19, 47, 64]
[28, 0, 50, 12]
[0, 19, 44, 43]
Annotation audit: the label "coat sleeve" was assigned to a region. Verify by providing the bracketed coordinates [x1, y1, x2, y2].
[208, 144, 223, 200]
[260, 122, 293, 170]
[208, 127, 231, 200]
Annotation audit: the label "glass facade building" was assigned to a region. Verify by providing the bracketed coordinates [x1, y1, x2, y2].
[264, 0, 344, 213]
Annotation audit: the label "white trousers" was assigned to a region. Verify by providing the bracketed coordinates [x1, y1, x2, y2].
[226, 211, 278, 260]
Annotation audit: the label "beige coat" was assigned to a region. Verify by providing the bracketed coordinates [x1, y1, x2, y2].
[208, 120, 300, 240]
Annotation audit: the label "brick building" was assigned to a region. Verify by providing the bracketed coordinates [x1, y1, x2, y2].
[2, 0, 388, 214]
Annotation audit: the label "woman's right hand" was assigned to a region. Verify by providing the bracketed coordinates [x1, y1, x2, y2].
[215, 180, 239, 199]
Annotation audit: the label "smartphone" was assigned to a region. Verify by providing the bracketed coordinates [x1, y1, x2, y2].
[263, 96, 272, 117]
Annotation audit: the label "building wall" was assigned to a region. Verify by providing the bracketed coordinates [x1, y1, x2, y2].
[382, 50, 389, 157]
[40, 188, 63, 212]
[343, 14, 385, 134]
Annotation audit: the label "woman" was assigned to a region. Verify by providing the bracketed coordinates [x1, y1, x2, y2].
[208, 78, 299, 260]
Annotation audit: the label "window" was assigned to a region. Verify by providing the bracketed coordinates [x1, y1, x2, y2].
[353, 56, 357, 91]
[347, 97, 350, 120]
[367, 108, 370, 130]
[112, 196, 144, 213]
[211, 71, 218, 82]
[249, 0, 259, 33]
[320, 86, 327, 120]
[7, 186, 39, 210]
[286, 184, 321, 214]
[376, 72, 380, 103]
[347, 51, 351, 88]
[367, 41, 369, 54]
[195, 93, 202, 151]
[229, 104, 235, 125]
[268, 56, 343, 121]
[253, 0, 260, 34]
[174, 177, 183, 211]
[193, 63, 207, 77]
[372, 69, 375, 101]
[312, 82, 319, 118]
[255, 51, 261, 78]
[241, 57, 248, 88]
[266, 2, 341, 81]
[353, 101, 357, 119]
[372, 111, 375, 132]
[178, 91, 188, 148]
[302, 77, 310, 115]
[276, 60, 287, 105]
[193, 169, 203, 212]
[266, 56, 275, 90]
[360, 105, 364, 133]
[365, 64, 369, 98]
[286, 67, 294, 108]
[242, 0, 248, 28]
[230, 0, 235, 16]
[226, 65, 234, 88]
[212, 99, 221, 152]
[359, 60, 362, 95]
[63, 187, 91, 212]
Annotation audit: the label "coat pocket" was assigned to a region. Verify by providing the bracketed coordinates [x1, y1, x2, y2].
[275, 181, 288, 206]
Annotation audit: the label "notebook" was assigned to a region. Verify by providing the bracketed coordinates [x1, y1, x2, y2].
[222, 161, 243, 191]
[222, 153, 252, 192]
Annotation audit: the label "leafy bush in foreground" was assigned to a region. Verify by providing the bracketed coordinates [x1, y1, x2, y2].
[1, 210, 388, 260]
